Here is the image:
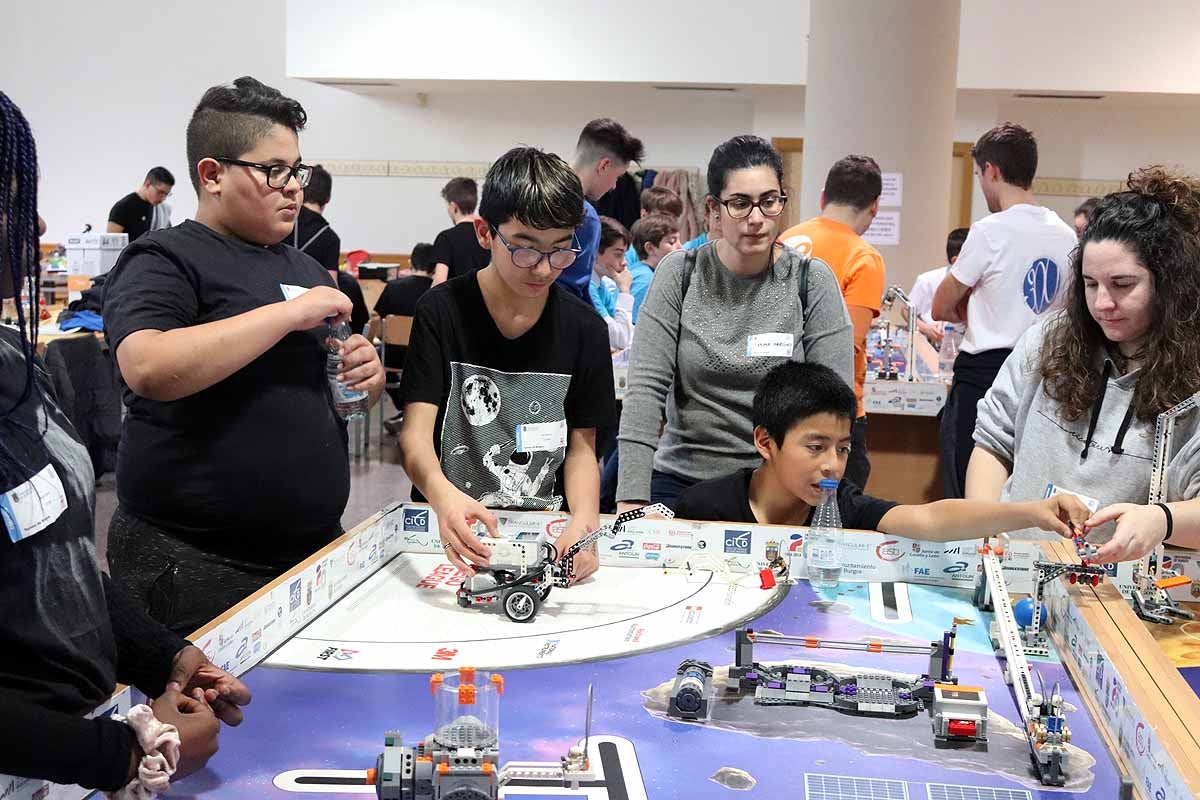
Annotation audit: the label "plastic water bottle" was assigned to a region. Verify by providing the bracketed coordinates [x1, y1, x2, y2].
[326, 320, 368, 421]
[806, 478, 844, 588]
[938, 323, 960, 379]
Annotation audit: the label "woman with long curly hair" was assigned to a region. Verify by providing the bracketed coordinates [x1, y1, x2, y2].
[967, 166, 1200, 561]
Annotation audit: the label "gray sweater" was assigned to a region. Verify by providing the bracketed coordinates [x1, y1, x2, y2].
[616, 243, 854, 503]
[974, 317, 1200, 539]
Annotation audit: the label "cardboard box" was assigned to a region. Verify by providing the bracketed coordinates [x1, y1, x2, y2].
[64, 232, 128, 277]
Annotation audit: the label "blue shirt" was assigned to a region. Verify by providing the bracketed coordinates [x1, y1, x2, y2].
[624, 244, 638, 268]
[589, 276, 617, 319]
[683, 232, 708, 250]
[629, 260, 655, 324]
[555, 200, 600, 303]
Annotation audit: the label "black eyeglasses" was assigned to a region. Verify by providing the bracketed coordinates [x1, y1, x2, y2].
[717, 193, 788, 219]
[216, 158, 313, 189]
[492, 226, 582, 271]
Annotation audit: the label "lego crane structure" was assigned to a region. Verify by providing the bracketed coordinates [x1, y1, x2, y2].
[880, 285, 919, 382]
[1134, 395, 1197, 624]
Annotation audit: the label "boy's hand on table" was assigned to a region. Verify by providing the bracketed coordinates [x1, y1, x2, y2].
[555, 517, 600, 583]
[431, 487, 497, 574]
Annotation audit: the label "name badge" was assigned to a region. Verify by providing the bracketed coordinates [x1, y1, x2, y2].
[280, 283, 311, 301]
[746, 332, 794, 358]
[1, 463, 69, 543]
[515, 420, 568, 453]
[1044, 483, 1101, 513]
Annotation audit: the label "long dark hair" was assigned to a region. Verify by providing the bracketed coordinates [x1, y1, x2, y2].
[0, 91, 43, 486]
[1041, 166, 1200, 422]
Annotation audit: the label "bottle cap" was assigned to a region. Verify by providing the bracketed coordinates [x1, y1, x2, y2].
[819, 478, 839, 490]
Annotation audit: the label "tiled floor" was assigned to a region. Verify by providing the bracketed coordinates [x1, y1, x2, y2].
[93, 416, 412, 567]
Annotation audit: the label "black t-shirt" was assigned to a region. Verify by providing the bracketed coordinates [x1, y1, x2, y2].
[108, 192, 153, 241]
[336, 271, 371, 336]
[432, 221, 491, 280]
[674, 468, 899, 530]
[399, 273, 616, 510]
[375, 274, 433, 318]
[103, 220, 349, 563]
[291, 205, 341, 271]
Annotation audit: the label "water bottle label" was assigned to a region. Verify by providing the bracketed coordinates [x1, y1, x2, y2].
[808, 545, 838, 563]
[333, 380, 367, 402]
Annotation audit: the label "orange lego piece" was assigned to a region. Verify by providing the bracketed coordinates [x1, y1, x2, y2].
[868, 641, 883, 653]
[1155, 575, 1191, 590]
[804, 636, 819, 648]
[459, 684, 476, 705]
[459, 666, 476, 684]
[437, 762, 450, 775]
[365, 768, 377, 785]
[481, 763, 495, 775]
[429, 673, 444, 695]
[491, 673, 505, 695]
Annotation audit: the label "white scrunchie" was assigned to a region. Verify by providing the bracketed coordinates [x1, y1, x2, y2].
[106, 704, 182, 799]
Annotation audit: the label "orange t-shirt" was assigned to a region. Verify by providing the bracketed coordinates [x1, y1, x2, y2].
[780, 217, 885, 417]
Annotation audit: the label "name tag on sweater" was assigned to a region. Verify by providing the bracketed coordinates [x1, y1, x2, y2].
[746, 332, 794, 358]
[1, 463, 68, 543]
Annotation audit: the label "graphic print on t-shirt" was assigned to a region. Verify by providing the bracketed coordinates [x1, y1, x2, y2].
[441, 362, 571, 510]
[1022, 257, 1060, 313]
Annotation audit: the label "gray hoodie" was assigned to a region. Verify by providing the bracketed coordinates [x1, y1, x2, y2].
[974, 317, 1200, 539]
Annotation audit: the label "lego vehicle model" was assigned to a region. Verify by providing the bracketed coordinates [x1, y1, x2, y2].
[456, 504, 674, 622]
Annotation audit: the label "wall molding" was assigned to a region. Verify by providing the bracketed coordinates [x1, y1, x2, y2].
[318, 159, 490, 179]
[1033, 177, 1124, 197]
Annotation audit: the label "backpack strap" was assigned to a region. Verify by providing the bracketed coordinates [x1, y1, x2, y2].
[672, 248, 700, 409]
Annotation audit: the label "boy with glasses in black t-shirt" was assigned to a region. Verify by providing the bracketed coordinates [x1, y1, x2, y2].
[103, 77, 385, 634]
[675, 361, 1090, 541]
[398, 147, 616, 581]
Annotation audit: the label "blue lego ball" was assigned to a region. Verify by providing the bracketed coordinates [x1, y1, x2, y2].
[1014, 597, 1047, 629]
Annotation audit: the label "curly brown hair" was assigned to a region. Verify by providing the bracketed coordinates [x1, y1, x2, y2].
[1041, 166, 1200, 422]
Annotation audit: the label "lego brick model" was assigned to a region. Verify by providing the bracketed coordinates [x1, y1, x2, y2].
[457, 504, 674, 622]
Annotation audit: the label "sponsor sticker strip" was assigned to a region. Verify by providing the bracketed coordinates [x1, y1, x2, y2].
[1042, 575, 1194, 800]
[397, 505, 1049, 593]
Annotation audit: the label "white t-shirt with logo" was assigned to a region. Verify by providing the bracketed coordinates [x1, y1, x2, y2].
[909, 265, 949, 324]
[949, 204, 1077, 354]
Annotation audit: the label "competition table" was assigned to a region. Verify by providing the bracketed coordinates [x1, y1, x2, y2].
[13, 505, 1192, 800]
[129, 503, 1197, 800]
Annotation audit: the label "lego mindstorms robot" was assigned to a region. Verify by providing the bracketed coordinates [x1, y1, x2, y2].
[456, 503, 674, 623]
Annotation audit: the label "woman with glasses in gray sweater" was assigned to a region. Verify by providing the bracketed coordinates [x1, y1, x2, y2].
[617, 135, 854, 511]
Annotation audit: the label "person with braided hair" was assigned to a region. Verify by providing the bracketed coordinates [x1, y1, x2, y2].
[0, 91, 249, 795]
[968, 166, 1200, 561]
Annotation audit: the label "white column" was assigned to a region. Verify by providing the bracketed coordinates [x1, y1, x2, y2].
[800, 0, 962, 290]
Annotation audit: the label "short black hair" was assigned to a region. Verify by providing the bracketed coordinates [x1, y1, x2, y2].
[1075, 196, 1101, 219]
[145, 166, 174, 186]
[946, 227, 969, 261]
[753, 362, 856, 446]
[479, 147, 584, 231]
[972, 122, 1038, 190]
[706, 135, 784, 198]
[598, 215, 631, 252]
[823, 155, 882, 210]
[441, 177, 478, 214]
[410, 242, 435, 271]
[305, 164, 332, 206]
[576, 118, 645, 166]
[186, 76, 307, 193]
